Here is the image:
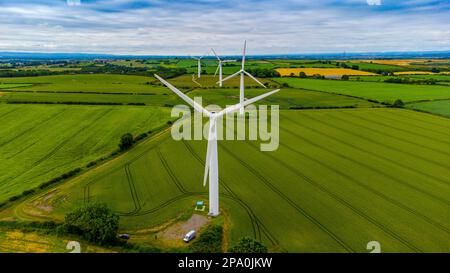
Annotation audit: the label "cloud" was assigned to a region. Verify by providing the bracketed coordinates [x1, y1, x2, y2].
[367, 0, 381, 5]
[0, 0, 449, 54]
[67, 0, 81, 6]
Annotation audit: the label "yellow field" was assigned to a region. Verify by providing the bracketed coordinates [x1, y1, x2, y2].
[394, 71, 436, 75]
[362, 59, 450, 66]
[0, 229, 115, 253]
[276, 68, 377, 77]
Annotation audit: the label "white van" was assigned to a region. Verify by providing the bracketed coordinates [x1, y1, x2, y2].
[183, 230, 196, 243]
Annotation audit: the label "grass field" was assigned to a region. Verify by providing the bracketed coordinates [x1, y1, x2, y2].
[274, 78, 450, 103]
[0, 104, 172, 203]
[276, 68, 377, 77]
[406, 100, 450, 117]
[166, 75, 277, 88]
[10, 108, 450, 252]
[0, 91, 180, 106]
[188, 88, 379, 109]
[0, 84, 32, 89]
[0, 74, 164, 94]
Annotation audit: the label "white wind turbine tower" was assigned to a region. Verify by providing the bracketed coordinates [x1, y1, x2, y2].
[154, 74, 279, 216]
[191, 55, 204, 79]
[218, 41, 267, 114]
[211, 48, 236, 87]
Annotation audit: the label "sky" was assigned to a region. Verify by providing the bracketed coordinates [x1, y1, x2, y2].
[0, 0, 449, 55]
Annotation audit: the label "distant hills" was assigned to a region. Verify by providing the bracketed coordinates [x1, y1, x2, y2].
[0, 50, 449, 60]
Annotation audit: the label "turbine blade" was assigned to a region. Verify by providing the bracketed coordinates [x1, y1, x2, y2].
[242, 40, 246, 70]
[216, 89, 280, 117]
[243, 70, 266, 88]
[154, 74, 211, 117]
[218, 70, 241, 84]
[211, 48, 221, 61]
[214, 64, 220, 77]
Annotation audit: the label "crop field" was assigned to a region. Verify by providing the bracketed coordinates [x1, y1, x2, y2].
[361, 59, 448, 66]
[0, 74, 164, 94]
[188, 88, 379, 109]
[276, 68, 377, 77]
[0, 228, 113, 253]
[274, 78, 450, 103]
[406, 100, 450, 117]
[166, 75, 276, 88]
[394, 71, 436, 75]
[0, 91, 180, 106]
[0, 84, 32, 89]
[10, 108, 450, 252]
[0, 104, 172, 202]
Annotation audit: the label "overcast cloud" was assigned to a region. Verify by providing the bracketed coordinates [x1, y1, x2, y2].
[0, 0, 449, 55]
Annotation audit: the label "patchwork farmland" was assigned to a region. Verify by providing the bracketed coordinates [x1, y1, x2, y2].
[1, 57, 450, 253]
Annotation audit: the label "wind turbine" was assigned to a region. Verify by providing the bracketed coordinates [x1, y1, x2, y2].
[154, 74, 279, 216]
[191, 55, 204, 79]
[211, 48, 236, 87]
[218, 41, 267, 114]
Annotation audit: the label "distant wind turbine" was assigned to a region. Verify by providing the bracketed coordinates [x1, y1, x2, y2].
[191, 55, 204, 79]
[154, 74, 279, 216]
[218, 41, 267, 114]
[211, 48, 236, 87]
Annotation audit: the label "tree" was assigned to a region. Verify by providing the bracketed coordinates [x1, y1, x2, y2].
[119, 133, 134, 151]
[299, 71, 307, 78]
[189, 225, 223, 253]
[341, 74, 349, 81]
[64, 203, 119, 245]
[392, 99, 405, 108]
[229, 237, 268, 253]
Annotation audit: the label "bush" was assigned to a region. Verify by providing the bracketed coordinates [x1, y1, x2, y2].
[63, 203, 119, 245]
[392, 99, 405, 108]
[189, 225, 223, 253]
[119, 133, 134, 151]
[341, 75, 349, 81]
[299, 71, 307, 78]
[229, 237, 268, 253]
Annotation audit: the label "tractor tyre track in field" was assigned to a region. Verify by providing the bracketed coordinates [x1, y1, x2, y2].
[1, 108, 115, 185]
[304, 112, 450, 172]
[393, 110, 450, 130]
[0, 109, 67, 148]
[244, 136, 422, 252]
[0, 108, 20, 119]
[281, 116, 450, 205]
[281, 115, 450, 235]
[281, 113, 450, 187]
[123, 163, 142, 215]
[157, 148, 188, 193]
[369, 111, 450, 140]
[341, 111, 450, 155]
[219, 143, 354, 253]
[335, 111, 450, 160]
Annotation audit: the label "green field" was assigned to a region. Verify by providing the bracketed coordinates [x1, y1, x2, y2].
[274, 78, 450, 103]
[12, 108, 450, 252]
[0, 104, 172, 202]
[0, 74, 164, 94]
[406, 100, 450, 117]
[188, 88, 379, 109]
[0, 84, 32, 89]
[0, 91, 179, 106]
[166, 75, 277, 88]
